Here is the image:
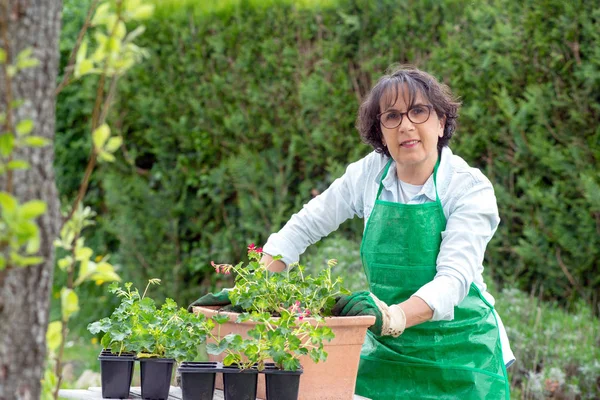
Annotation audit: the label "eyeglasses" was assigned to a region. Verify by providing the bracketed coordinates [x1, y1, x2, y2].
[377, 105, 433, 129]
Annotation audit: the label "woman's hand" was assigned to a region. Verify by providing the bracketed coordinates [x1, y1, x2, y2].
[260, 253, 286, 272]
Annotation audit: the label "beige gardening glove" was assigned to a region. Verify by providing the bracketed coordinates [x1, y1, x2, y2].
[331, 291, 406, 337]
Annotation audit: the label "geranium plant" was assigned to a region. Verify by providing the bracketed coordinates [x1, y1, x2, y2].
[202, 245, 348, 371]
[215, 244, 351, 317]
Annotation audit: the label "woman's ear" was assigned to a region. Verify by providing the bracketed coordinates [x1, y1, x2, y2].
[439, 116, 446, 137]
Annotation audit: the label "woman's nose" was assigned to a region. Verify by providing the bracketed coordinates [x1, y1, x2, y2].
[398, 114, 415, 132]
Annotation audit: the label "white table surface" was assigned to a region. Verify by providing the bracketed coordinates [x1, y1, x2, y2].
[59, 386, 371, 399]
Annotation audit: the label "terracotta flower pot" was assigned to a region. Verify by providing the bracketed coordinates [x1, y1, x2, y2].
[193, 306, 375, 400]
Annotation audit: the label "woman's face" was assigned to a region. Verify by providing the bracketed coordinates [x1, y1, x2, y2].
[378, 85, 445, 180]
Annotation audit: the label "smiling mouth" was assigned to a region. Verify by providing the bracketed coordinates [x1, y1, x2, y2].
[400, 140, 421, 147]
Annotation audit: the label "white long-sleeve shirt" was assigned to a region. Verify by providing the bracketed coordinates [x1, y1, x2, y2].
[264, 146, 515, 365]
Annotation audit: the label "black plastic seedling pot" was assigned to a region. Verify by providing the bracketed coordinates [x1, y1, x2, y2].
[222, 365, 259, 400]
[178, 362, 218, 400]
[139, 357, 175, 400]
[98, 349, 135, 399]
[262, 363, 303, 400]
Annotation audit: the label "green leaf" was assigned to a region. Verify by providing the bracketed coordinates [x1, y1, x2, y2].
[7, 160, 30, 170]
[222, 353, 239, 366]
[0, 48, 6, 63]
[0, 255, 5, 271]
[211, 314, 230, 324]
[20, 200, 47, 219]
[92, 124, 110, 150]
[15, 120, 34, 136]
[88, 318, 111, 334]
[46, 321, 63, 352]
[61, 288, 80, 321]
[0, 191, 18, 214]
[0, 134, 15, 157]
[23, 136, 50, 147]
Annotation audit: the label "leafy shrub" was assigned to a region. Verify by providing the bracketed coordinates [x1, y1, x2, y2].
[55, 0, 600, 312]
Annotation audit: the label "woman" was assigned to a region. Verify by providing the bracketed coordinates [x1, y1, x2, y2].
[259, 66, 515, 399]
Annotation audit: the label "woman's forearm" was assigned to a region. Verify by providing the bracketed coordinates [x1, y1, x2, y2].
[400, 296, 434, 329]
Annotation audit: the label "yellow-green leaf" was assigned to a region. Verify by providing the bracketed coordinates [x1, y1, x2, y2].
[46, 321, 63, 352]
[10, 252, 43, 267]
[61, 288, 80, 321]
[97, 151, 116, 163]
[16, 120, 34, 136]
[114, 21, 127, 40]
[124, 25, 145, 43]
[0, 191, 18, 214]
[92, 32, 108, 62]
[25, 233, 41, 254]
[108, 37, 121, 54]
[92, 124, 110, 151]
[0, 255, 6, 271]
[75, 59, 95, 79]
[91, 3, 111, 26]
[90, 262, 121, 283]
[7, 65, 17, 77]
[0, 134, 15, 157]
[75, 246, 93, 262]
[20, 200, 47, 219]
[105, 136, 122, 153]
[76, 39, 88, 65]
[23, 136, 50, 147]
[131, 4, 154, 20]
[57, 256, 73, 271]
[0, 48, 6, 63]
[7, 160, 30, 170]
[124, 0, 141, 12]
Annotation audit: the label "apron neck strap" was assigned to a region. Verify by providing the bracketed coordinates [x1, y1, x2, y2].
[376, 154, 442, 202]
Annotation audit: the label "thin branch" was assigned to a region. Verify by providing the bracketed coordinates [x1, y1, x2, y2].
[98, 74, 120, 125]
[55, 0, 101, 97]
[0, 0, 15, 194]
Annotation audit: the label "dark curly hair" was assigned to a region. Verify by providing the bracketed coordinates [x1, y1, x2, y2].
[357, 65, 461, 157]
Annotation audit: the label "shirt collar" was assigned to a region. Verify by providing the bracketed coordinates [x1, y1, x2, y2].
[374, 147, 453, 202]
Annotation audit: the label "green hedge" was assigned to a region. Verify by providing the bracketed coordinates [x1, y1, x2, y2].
[55, 0, 600, 308]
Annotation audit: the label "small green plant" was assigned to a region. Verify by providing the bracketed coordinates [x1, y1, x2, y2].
[88, 279, 209, 361]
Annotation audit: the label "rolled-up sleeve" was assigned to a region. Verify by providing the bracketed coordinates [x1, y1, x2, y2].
[413, 172, 500, 321]
[263, 158, 367, 266]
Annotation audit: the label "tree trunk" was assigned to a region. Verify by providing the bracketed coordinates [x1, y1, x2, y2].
[0, 1, 62, 399]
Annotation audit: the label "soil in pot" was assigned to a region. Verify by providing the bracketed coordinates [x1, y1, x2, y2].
[98, 349, 135, 399]
[262, 363, 303, 400]
[222, 365, 259, 400]
[138, 357, 175, 400]
[178, 362, 219, 400]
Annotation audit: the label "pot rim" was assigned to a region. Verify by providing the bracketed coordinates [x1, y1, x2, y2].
[192, 305, 376, 327]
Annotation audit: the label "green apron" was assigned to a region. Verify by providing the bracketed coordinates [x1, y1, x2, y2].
[355, 157, 510, 400]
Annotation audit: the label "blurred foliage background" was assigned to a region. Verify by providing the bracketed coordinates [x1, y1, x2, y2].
[54, 0, 599, 397]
